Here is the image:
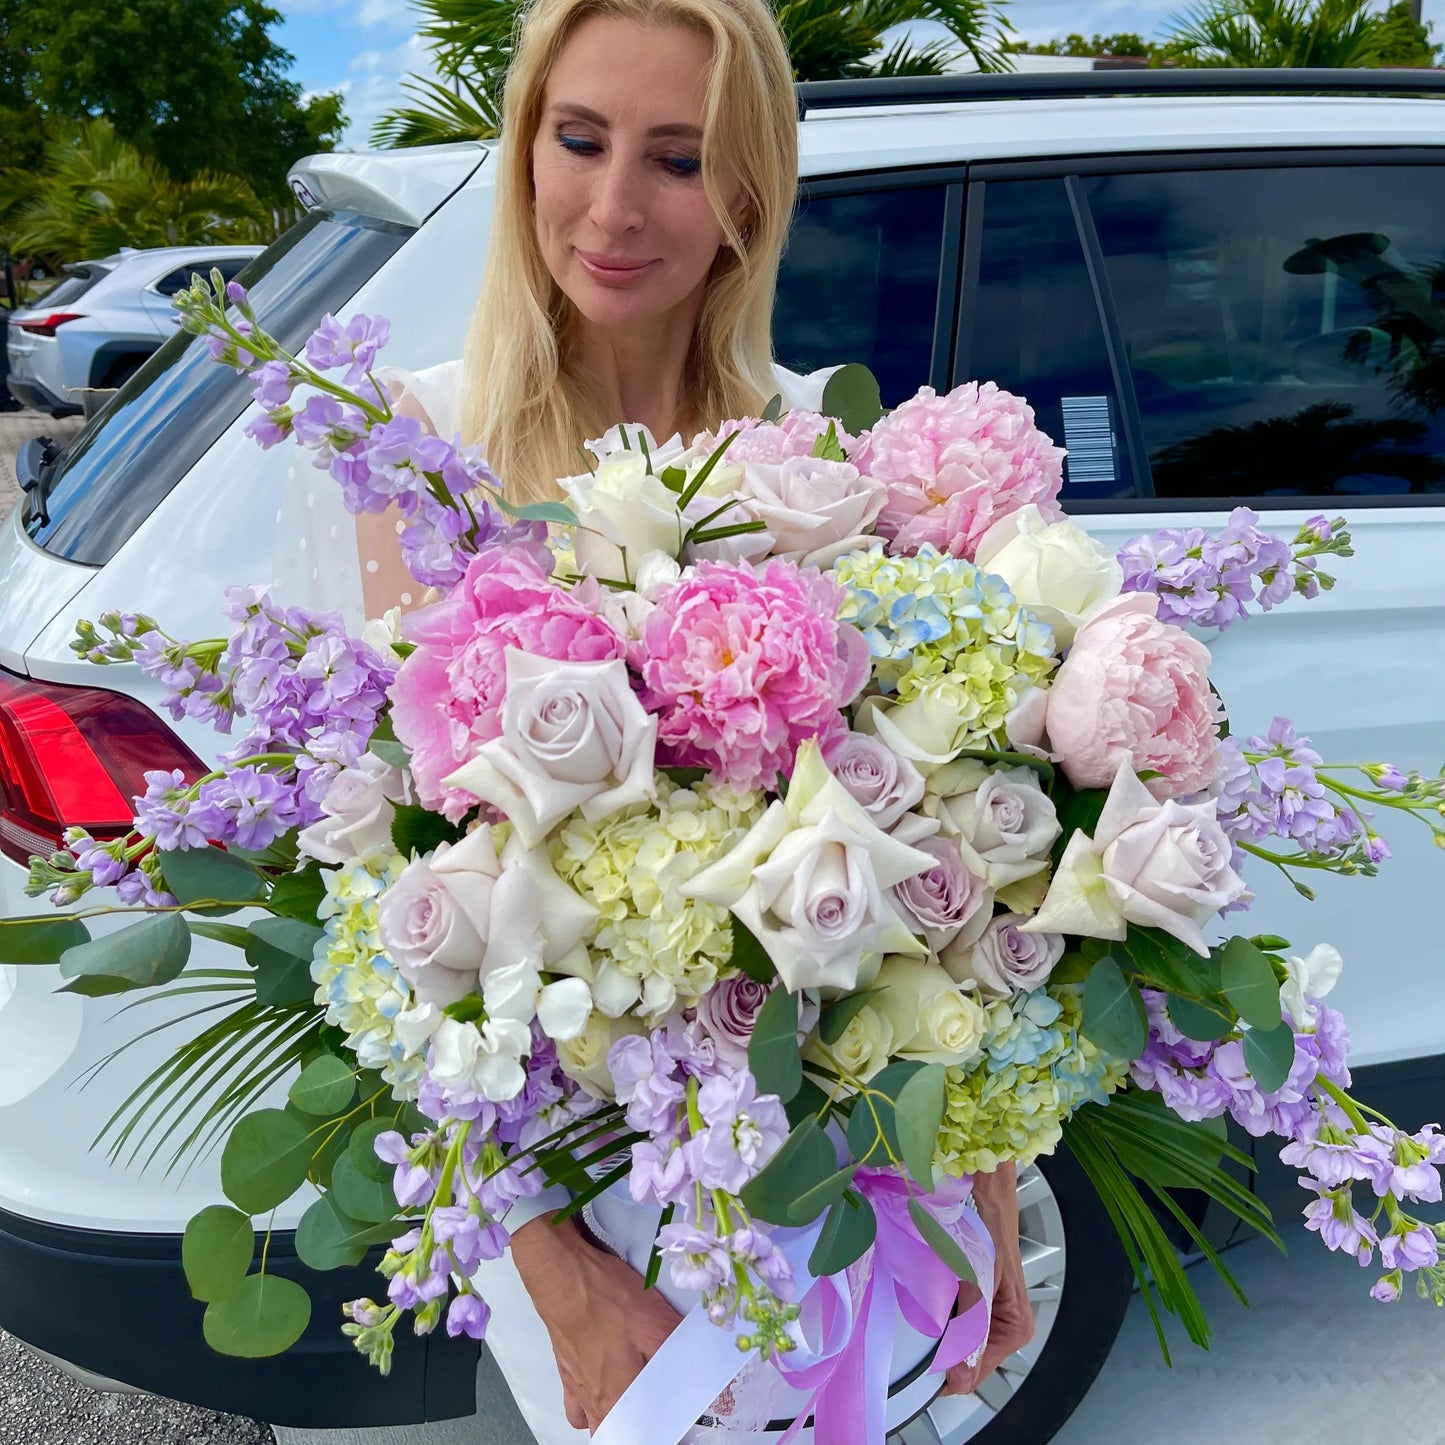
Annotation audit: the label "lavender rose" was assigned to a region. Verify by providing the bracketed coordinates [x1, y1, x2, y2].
[696, 974, 772, 1068]
[951, 913, 1064, 996]
[889, 835, 992, 951]
[926, 761, 1060, 890]
[824, 730, 926, 830]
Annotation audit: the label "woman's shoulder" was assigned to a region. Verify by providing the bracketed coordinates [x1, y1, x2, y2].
[770, 361, 842, 414]
[374, 358, 465, 438]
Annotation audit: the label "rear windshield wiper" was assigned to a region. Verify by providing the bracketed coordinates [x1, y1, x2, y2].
[15, 435, 64, 527]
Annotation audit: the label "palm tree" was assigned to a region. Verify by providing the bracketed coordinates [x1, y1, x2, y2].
[0, 119, 266, 267]
[372, 0, 1015, 148]
[1164, 0, 1428, 68]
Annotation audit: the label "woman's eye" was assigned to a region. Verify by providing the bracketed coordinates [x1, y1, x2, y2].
[559, 133, 602, 156]
[661, 154, 702, 179]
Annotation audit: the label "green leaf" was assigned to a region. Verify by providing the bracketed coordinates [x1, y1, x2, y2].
[784, 1076, 831, 1131]
[809, 1192, 877, 1277]
[1166, 992, 1235, 1043]
[1081, 956, 1148, 1061]
[351, 1116, 403, 1183]
[295, 1193, 402, 1272]
[220, 1109, 313, 1215]
[288, 1055, 356, 1117]
[267, 864, 328, 925]
[810, 420, 846, 462]
[1050, 782, 1109, 863]
[491, 496, 578, 526]
[894, 1064, 947, 1188]
[1250, 934, 1291, 952]
[747, 986, 801, 1102]
[787, 1163, 857, 1226]
[392, 804, 466, 860]
[188, 921, 253, 951]
[202, 1274, 311, 1359]
[1242, 1021, 1296, 1094]
[844, 1060, 924, 1168]
[729, 916, 777, 985]
[818, 989, 881, 1046]
[369, 738, 410, 770]
[328, 1151, 398, 1224]
[161, 845, 266, 915]
[1219, 936, 1282, 1032]
[1049, 951, 1092, 986]
[1118, 927, 1219, 999]
[182, 1206, 255, 1303]
[307, 1118, 352, 1189]
[820, 363, 883, 434]
[740, 1116, 837, 1225]
[907, 1196, 977, 1285]
[0, 915, 91, 964]
[760, 392, 784, 423]
[246, 916, 325, 1007]
[658, 464, 687, 494]
[58, 912, 191, 997]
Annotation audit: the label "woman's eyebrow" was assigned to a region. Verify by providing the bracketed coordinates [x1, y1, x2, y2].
[550, 102, 702, 140]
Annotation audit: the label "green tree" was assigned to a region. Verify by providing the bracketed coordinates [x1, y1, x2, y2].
[1006, 31, 1160, 56]
[13, 0, 345, 205]
[0, 0, 45, 175]
[372, 0, 1015, 147]
[2, 119, 266, 267]
[1164, 0, 1437, 67]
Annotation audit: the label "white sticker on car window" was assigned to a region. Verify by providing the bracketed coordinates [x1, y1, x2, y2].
[1060, 395, 1118, 487]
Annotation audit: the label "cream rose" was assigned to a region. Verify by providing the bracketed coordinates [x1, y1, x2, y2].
[808, 1001, 894, 1081]
[683, 740, 933, 993]
[556, 1010, 649, 1100]
[562, 449, 686, 581]
[297, 752, 411, 865]
[855, 682, 977, 775]
[925, 760, 1061, 890]
[974, 504, 1123, 648]
[445, 649, 658, 847]
[1023, 763, 1247, 957]
[872, 955, 987, 1066]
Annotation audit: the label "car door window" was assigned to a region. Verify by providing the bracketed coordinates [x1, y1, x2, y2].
[774, 182, 950, 407]
[1084, 163, 1445, 501]
[152, 266, 199, 298]
[960, 178, 1134, 501]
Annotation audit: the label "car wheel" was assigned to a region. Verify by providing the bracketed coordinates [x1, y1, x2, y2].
[889, 1145, 1133, 1445]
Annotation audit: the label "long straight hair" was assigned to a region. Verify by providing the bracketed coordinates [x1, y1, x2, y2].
[459, 0, 798, 504]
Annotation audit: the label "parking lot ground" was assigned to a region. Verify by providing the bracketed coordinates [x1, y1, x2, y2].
[0, 408, 85, 523]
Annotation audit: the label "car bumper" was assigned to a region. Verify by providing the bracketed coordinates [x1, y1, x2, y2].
[0, 1206, 480, 1428]
[3, 372, 81, 417]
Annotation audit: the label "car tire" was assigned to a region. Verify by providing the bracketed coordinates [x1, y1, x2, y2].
[892, 1144, 1133, 1445]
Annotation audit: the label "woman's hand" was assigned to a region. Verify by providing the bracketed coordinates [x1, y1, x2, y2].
[942, 1161, 1035, 1396]
[510, 1211, 684, 1434]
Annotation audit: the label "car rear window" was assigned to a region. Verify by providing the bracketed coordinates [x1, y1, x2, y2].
[34, 264, 111, 309]
[25, 211, 412, 566]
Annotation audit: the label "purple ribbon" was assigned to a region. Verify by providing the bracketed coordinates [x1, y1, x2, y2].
[771, 1170, 996, 1445]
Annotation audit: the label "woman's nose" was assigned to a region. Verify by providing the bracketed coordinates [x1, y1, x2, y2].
[588, 154, 647, 237]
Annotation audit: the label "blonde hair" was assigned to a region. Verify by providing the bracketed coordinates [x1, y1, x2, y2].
[459, 0, 798, 503]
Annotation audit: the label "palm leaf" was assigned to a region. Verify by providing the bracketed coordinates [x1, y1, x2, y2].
[371, 73, 503, 148]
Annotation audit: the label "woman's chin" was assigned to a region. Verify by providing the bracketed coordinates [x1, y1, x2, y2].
[567, 277, 691, 334]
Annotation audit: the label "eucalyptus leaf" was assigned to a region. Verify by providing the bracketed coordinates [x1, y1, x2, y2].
[820, 363, 883, 434]
[747, 986, 801, 1102]
[246, 916, 325, 1007]
[369, 738, 410, 770]
[220, 1109, 313, 1215]
[161, 845, 267, 914]
[182, 1206, 255, 1303]
[1242, 1021, 1296, 1094]
[730, 916, 777, 986]
[288, 1055, 356, 1118]
[351, 1116, 402, 1184]
[1119, 927, 1220, 999]
[808, 1193, 877, 1277]
[760, 392, 784, 423]
[328, 1151, 399, 1224]
[1166, 992, 1235, 1043]
[295, 1193, 368, 1271]
[0, 914, 91, 964]
[740, 1117, 837, 1225]
[784, 1076, 831, 1131]
[392, 804, 466, 860]
[1219, 936, 1282, 1032]
[267, 864, 328, 925]
[786, 1163, 857, 1226]
[491, 496, 578, 526]
[818, 989, 881, 1046]
[907, 1196, 977, 1284]
[58, 912, 191, 997]
[202, 1274, 311, 1359]
[188, 921, 253, 951]
[1081, 956, 1148, 1061]
[893, 1064, 946, 1188]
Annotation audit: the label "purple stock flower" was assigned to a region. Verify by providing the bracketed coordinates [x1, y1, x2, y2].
[134, 769, 213, 850]
[305, 312, 391, 383]
[251, 359, 295, 410]
[1301, 1180, 1378, 1265]
[1279, 1118, 1392, 1191]
[446, 1293, 491, 1340]
[658, 1223, 733, 1294]
[694, 1071, 789, 1194]
[292, 394, 367, 462]
[1370, 1272, 1403, 1302]
[189, 766, 305, 851]
[226, 281, 248, 306]
[1380, 1222, 1440, 1272]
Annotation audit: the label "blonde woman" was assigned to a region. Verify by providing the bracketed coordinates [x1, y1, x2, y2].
[359, 0, 1033, 1436]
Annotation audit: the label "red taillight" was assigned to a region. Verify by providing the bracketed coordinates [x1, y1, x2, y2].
[17, 312, 84, 338]
[0, 668, 207, 865]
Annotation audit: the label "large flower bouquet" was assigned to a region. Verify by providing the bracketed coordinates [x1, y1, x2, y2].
[7, 274, 1444, 1440]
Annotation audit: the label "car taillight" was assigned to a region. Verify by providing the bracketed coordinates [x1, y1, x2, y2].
[0, 668, 206, 866]
[17, 312, 84, 338]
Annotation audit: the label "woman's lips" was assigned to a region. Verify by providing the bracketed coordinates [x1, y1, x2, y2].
[576, 250, 658, 285]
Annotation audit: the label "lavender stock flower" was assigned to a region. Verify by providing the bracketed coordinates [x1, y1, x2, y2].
[305, 312, 391, 383]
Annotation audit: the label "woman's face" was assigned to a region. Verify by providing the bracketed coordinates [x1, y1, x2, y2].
[532, 15, 737, 335]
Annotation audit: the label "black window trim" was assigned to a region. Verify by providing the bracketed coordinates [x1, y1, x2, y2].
[957, 146, 1445, 513]
[794, 164, 968, 394]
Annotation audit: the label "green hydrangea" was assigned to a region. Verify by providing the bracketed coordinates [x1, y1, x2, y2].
[832, 542, 1056, 708]
[551, 778, 764, 1024]
[312, 855, 424, 1095]
[937, 987, 1130, 1176]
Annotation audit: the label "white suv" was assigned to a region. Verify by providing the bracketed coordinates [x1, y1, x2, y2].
[1, 70, 1443, 1445]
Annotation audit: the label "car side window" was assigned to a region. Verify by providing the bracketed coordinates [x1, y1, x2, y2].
[960, 178, 1135, 501]
[1084, 163, 1445, 501]
[152, 267, 198, 298]
[774, 182, 950, 407]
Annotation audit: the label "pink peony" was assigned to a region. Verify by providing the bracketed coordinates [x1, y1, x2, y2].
[858, 382, 1065, 560]
[691, 410, 858, 466]
[1027, 592, 1222, 799]
[636, 559, 870, 791]
[390, 544, 625, 818]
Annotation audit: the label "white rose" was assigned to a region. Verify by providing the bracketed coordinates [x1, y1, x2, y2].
[825, 731, 926, 830]
[586, 423, 687, 467]
[482, 960, 593, 1042]
[556, 1010, 649, 1100]
[872, 956, 986, 1066]
[445, 649, 658, 848]
[684, 740, 934, 993]
[562, 450, 685, 582]
[1280, 943, 1344, 1029]
[1023, 764, 1246, 957]
[855, 683, 976, 776]
[740, 455, 886, 569]
[974, 504, 1123, 649]
[949, 914, 1064, 997]
[297, 752, 411, 865]
[808, 1001, 894, 1081]
[428, 1015, 532, 1102]
[926, 761, 1061, 890]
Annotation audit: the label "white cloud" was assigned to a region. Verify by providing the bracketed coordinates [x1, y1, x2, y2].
[336, 33, 439, 149]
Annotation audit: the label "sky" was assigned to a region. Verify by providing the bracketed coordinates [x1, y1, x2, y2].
[274, 0, 1445, 150]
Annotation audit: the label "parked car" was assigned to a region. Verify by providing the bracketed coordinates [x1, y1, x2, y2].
[4, 245, 262, 418]
[1, 70, 1443, 1445]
